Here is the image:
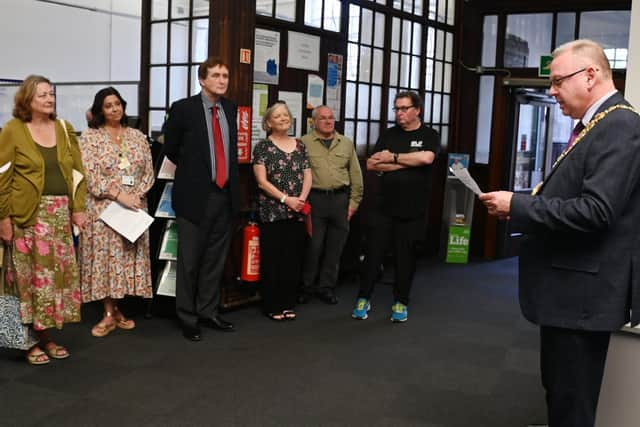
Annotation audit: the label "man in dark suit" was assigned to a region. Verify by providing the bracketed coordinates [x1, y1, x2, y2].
[163, 57, 239, 341]
[481, 39, 640, 427]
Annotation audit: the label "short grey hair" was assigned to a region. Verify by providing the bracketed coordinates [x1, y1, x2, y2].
[262, 101, 293, 132]
[552, 39, 612, 80]
[311, 105, 333, 120]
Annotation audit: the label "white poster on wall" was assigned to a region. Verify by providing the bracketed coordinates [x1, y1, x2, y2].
[254, 29, 280, 85]
[277, 91, 303, 138]
[326, 53, 343, 121]
[306, 75, 324, 110]
[287, 31, 320, 71]
[252, 84, 269, 148]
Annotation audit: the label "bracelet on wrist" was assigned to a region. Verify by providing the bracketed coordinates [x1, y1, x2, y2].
[280, 194, 287, 203]
[393, 153, 399, 164]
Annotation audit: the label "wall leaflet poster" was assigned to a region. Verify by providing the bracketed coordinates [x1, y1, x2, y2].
[254, 29, 280, 85]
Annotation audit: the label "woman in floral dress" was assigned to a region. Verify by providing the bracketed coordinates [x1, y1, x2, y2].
[252, 102, 311, 321]
[79, 87, 154, 337]
[0, 75, 86, 364]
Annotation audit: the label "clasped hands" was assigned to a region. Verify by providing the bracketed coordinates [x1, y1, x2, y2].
[369, 149, 395, 165]
[478, 191, 513, 220]
[284, 195, 306, 212]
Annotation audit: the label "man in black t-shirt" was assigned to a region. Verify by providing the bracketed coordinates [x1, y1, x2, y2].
[352, 91, 440, 323]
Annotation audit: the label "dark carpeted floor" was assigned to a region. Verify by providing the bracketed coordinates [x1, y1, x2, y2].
[1, 257, 547, 427]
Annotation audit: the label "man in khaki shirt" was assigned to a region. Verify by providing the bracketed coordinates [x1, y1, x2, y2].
[299, 105, 363, 304]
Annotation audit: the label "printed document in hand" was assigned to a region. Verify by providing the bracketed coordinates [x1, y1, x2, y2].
[99, 202, 154, 243]
[449, 162, 483, 195]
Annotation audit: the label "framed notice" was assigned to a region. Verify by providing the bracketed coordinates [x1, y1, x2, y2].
[287, 31, 320, 71]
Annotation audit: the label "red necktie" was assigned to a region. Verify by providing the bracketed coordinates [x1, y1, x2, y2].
[212, 105, 227, 188]
[567, 121, 585, 149]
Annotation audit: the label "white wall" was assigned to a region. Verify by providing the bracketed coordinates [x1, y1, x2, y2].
[625, 0, 640, 106]
[0, 0, 140, 82]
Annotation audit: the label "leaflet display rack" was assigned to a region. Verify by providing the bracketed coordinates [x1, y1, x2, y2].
[442, 153, 475, 263]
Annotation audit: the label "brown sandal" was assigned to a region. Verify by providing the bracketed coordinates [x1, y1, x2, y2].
[44, 342, 70, 359]
[113, 307, 135, 330]
[91, 312, 116, 337]
[26, 347, 50, 365]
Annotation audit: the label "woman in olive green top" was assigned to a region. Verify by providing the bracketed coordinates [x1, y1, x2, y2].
[0, 75, 87, 365]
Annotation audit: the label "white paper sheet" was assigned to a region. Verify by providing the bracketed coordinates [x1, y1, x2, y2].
[449, 163, 484, 195]
[99, 202, 154, 243]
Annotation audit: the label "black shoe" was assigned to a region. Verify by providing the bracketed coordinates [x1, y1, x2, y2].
[316, 291, 338, 305]
[297, 293, 312, 304]
[182, 325, 202, 341]
[200, 315, 235, 332]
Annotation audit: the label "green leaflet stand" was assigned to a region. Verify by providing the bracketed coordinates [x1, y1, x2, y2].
[443, 154, 475, 263]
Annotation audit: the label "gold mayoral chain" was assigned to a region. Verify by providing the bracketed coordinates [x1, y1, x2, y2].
[531, 104, 639, 196]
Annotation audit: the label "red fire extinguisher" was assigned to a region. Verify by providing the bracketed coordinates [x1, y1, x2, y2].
[240, 222, 260, 282]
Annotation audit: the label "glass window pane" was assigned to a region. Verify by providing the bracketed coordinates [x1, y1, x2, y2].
[445, 32, 453, 62]
[324, 0, 341, 32]
[151, 0, 168, 20]
[443, 62, 452, 93]
[437, 0, 446, 23]
[428, 0, 436, 20]
[357, 84, 370, 119]
[372, 49, 384, 85]
[276, 0, 296, 22]
[345, 83, 356, 119]
[400, 54, 410, 88]
[389, 53, 399, 86]
[434, 61, 443, 91]
[393, 0, 401, 11]
[356, 122, 369, 157]
[374, 12, 385, 48]
[440, 125, 448, 150]
[403, 0, 413, 14]
[447, 0, 455, 25]
[151, 23, 167, 64]
[171, 0, 189, 18]
[369, 122, 380, 157]
[579, 11, 630, 69]
[401, 20, 411, 53]
[555, 13, 575, 48]
[410, 56, 420, 89]
[192, 19, 209, 63]
[475, 76, 495, 164]
[370, 86, 381, 120]
[442, 94, 450, 124]
[191, 65, 200, 95]
[433, 93, 441, 123]
[150, 66, 167, 108]
[482, 15, 498, 67]
[435, 29, 444, 60]
[423, 92, 432, 123]
[305, 0, 322, 28]
[505, 13, 553, 68]
[415, 0, 423, 15]
[149, 110, 166, 134]
[412, 22, 422, 55]
[193, 0, 210, 17]
[361, 8, 373, 45]
[257, 0, 273, 17]
[359, 46, 372, 83]
[344, 120, 355, 141]
[347, 43, 359, 81]
[170, 21, 189, 63]
[426, 27, 435, 58]
[169, 66, 188, 105]
[388, 88, 397, 122]
[424, 59, 434, 90]
[391, 17, 400, 51]
[348, 5, 360, 42]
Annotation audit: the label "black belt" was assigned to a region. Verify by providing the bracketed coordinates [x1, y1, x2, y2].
[311, 186, 348, 195]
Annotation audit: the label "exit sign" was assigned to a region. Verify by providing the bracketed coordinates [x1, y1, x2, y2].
[539, 55, 553, 77]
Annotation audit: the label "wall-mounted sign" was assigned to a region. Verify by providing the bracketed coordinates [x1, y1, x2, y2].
[539, 55, 553, 77]
[240, 48, 252, 64]
[237, 106, 252, 163]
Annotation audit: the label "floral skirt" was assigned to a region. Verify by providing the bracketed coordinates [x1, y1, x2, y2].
[10, 196, 81, 330]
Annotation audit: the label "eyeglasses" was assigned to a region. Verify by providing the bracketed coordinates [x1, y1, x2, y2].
[392, 105, 415, 113]
[550, 68, 587, 88]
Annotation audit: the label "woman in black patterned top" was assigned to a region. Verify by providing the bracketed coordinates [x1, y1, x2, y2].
[252, 102, 311, 321]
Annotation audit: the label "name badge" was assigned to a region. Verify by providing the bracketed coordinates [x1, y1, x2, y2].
[122, 175, 134, 186]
